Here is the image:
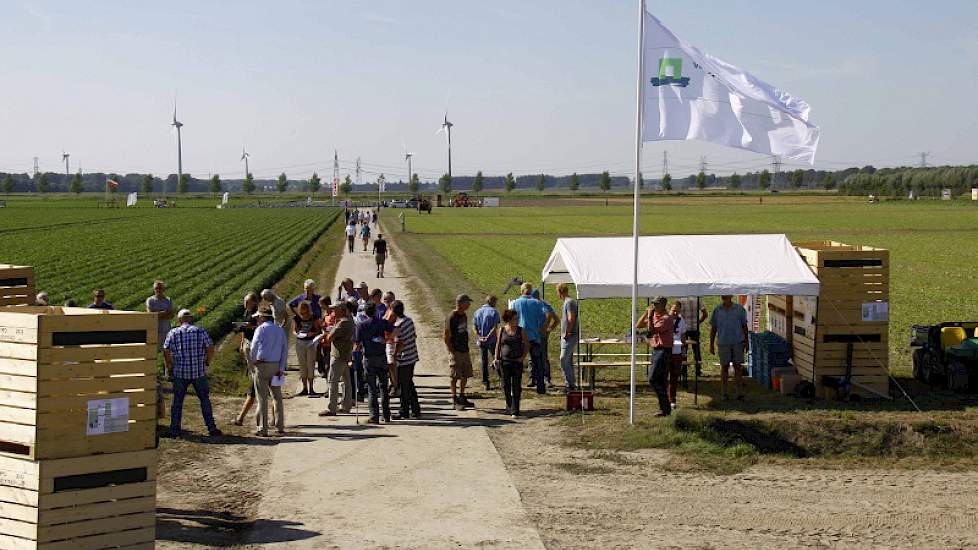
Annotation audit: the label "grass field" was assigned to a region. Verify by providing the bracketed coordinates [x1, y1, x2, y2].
[0, 196, 341, 335]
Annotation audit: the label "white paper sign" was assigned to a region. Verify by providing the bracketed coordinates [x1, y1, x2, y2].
[861, 302, 889, 322]
[972, 188, 977, 201]
[87, 397, 130, 435]
[271, 374, 285, 387]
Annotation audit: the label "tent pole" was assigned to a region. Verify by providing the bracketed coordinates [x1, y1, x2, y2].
[628, 0, 646, 426]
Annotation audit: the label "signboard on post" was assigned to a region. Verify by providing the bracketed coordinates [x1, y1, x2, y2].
[971, 188, 977, 201]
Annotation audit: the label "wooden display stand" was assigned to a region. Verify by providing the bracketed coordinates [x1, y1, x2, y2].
[0, 450, 156, 549]
[792, 242, 890, 398]
[0, 266, 36, 307]
[0, 307, 158, 549]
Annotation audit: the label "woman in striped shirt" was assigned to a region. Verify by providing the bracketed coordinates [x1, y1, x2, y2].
[392, 300, 421, 419]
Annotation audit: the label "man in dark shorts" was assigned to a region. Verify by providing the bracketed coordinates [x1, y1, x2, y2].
[444, 294, 475, 410]
[372, 233, 388, 278]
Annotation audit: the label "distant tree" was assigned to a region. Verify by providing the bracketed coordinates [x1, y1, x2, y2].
[598, 171, 611, 194]
[37, 173, 49, 193]
[1, 175, 12, 195]
[569, 172, 579, 193]
[242, 173, 255, 194]
[729, 172, 742, 189]
[789, 169, 803, 189]
[536, 174, 546, 192]
[696, 171, 706, 190]
[177, 174, 190, 194]
[277, 173, 288, 193]
[341, 174, 352, 196]
[822, 172, 836, 190]
[662, 173, 672, 191]
[408, 173, 419, 195]
[70, 172, 83, 194]
[439, 173, 452, 194]
[504, 172, 516, 193]
[141, 174, 154, 194]
[472, 171, 484, 195]
[308, 172, 321, 194]
[209, 174, 222, 194]
[759, 169, 771, 190]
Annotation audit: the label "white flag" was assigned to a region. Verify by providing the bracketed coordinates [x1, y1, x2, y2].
[222, 191, 229, 205]
[642, 12, 819, 164]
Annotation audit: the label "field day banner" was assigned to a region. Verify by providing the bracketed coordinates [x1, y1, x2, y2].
[642, 11, 820, 164]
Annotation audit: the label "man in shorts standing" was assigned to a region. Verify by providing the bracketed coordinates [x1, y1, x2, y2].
[372, 233, 388, 278]
[709, 295, 749, 401]
[445, 294, 475, 410]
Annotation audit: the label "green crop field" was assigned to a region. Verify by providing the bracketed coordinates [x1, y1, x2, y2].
[0, 197, 341, 335]
[396, 196, 978, 376]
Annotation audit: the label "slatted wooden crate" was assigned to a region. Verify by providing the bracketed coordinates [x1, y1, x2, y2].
[0, 266, 36, 307]
[0, 307, 157, 460]
[0, 449, 155, 549]
[766, 295, 792, 344]
[792, 242, 890, 398]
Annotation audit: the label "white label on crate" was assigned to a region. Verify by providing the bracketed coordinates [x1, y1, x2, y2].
[86, 397, 130, 435]
[861, 302, 889, 322]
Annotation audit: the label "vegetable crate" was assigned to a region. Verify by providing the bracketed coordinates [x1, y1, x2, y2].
[792, 242, 890, 398]
[0, 307, 158, 460]
[0, 266, 35, 307]
[0, 449, 155, 549]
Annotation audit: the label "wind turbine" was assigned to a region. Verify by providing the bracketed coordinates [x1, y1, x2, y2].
[241, 148, 250, 178]
[437, 114, 453, 182]
[170, 102, 184, 200]
[402, 141, 413, 189]
[61, 151, 70, 177]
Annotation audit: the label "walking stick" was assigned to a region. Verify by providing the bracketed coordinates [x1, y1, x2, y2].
[352, 362, 359, 424]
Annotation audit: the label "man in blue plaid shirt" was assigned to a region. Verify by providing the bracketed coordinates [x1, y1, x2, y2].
[163, 309, 222, 438]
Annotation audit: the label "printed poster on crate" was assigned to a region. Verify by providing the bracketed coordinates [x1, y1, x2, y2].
[861, 302, 889, 322]
[87, 397, 130, 435]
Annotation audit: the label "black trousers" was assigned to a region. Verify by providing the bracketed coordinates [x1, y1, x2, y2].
[500, 361, 524, 415]
[347, 236, 355, 253]
[685, 329, 702, 365]
[648, 348, 672, 416]
[397, 363, 420, 416]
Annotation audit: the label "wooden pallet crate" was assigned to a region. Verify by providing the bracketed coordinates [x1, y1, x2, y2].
[0, 307, 157, 460]
[0, 449, 155, 549]
[0, 266, 36, 307]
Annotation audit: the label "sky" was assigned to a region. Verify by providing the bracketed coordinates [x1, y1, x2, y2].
[1, 0, 977, 182]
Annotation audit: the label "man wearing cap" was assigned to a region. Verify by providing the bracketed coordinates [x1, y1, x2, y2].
[637, 296, 674, 417]
[163, 309, 222, 437]
[289, 279, 322, 320]
[472, 295, 500, 391]
[511, 283, 547, 394]
[445, 294, 475, 410]
[709, 295, 749, 401]
[250, 305, 287, 436]
[260, 289, 289, 332]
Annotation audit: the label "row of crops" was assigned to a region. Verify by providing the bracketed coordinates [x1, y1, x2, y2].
[2, 205, 341, 335]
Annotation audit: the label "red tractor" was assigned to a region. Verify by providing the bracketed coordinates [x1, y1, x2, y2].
[454, 192, 472, 207]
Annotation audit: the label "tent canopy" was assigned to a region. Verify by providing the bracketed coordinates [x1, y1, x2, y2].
[541, 234, 819, 299]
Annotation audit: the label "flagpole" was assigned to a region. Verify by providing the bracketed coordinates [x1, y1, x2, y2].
[629, 0, 646, 426]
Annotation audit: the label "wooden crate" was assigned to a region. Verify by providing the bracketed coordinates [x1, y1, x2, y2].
[0, 449, 155, 549]
[0, 266, 35, 307]
[792, 242, 890, 398]
[0, 307, 157, 460]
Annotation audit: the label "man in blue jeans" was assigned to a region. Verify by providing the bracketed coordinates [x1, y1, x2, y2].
[557, 283, 579, 392]
[636, 296, 674, 417]
[163, 309, 222, 437]
[472, 295, 500, 391]
[357, 302, 393, 423]
[511, 283, 547, 394]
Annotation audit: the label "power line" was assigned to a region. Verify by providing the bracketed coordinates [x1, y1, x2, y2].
[918, 151, 930, 168]
[661, 151, 669, 178]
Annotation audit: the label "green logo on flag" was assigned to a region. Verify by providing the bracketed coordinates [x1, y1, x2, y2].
[651, 58, 690, 87]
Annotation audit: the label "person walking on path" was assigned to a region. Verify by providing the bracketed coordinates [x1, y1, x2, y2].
[669, 301, 687, 410]
[678, 296, 708, 376]
[473, 295, 500, 391]
[360, 220, 371, 252]
[346, 220, 357, 253]
[358, 302, 393, 423]
[392, 300, 421, 419]
[709, 295, 749, 401]
[163, 309, 222, 437]
[637, 296, 674, 417]
[234, 293, 261, 426]
[557, 283, 579, 392]
[261, 289, 289, 332]
[531, 289, 558, 388]
[373, 233, 388, 278]
[293, 301, 323, 397]
[445, 294, 476, 410]
[289, 279, 322, 320]
[250, 306, 288, 436]
[319, 302, 355, 416]
[511, 283, 546, 394]
[495, 309, 529, 418]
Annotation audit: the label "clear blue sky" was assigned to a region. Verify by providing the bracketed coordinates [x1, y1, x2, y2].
[1, 0, 976, 181]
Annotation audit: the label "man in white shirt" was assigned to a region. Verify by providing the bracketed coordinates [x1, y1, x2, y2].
[345, 220, 357, 253]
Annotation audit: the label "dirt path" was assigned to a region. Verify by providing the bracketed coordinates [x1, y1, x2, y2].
[243, 230, 546, 549]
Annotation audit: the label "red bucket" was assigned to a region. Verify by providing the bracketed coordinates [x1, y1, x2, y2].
[566, 391, 595, 411]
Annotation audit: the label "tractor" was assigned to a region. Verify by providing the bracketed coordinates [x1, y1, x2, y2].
[910, 322, 978, 391]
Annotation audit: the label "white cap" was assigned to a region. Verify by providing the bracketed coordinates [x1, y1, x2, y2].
[303, 279, 316, 288]
[177, 309, 193, 320]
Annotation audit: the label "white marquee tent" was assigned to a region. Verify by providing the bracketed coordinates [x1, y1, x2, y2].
[541, 234, 820, 299]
